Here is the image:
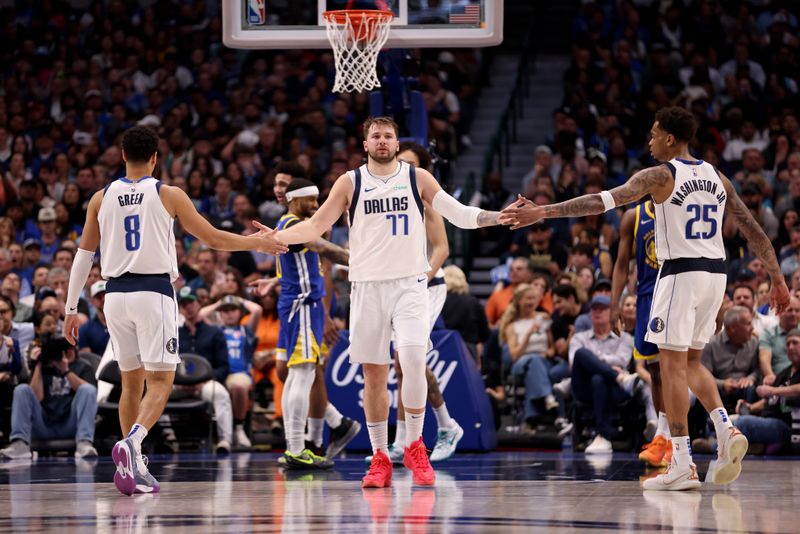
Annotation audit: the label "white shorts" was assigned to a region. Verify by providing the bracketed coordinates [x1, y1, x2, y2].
[427, 279, 447, 332]
[349, 274, 430, 365]
[645, 260, 726, 352]
[104, 278, 181, 372]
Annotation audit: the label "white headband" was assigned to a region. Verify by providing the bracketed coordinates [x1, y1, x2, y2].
[285, 185, 319, 202]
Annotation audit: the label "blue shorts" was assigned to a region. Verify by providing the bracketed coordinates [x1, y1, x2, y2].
[277, 300, 325, 367]
[634, 293, 659, 361]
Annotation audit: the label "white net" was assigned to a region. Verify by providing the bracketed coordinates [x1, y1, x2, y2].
[324, 10, 392, 93]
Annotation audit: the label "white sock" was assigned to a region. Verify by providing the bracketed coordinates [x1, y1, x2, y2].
[656, 412, 670, 439]
[367, 420, 388, 455]
[709, 406, 733, 439]
[393, 420, 406, 448]
[127, 423, 148, 454]
[434, 402, 454, 430]
[308, 417, 324, 448]
[671, 436, 692, 468]
[405, 411, 425, 448]
[324, 402, 344, 429]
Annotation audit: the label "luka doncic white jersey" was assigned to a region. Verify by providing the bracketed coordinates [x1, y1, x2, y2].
[98, 176, 179, 281]
[653, 158, 727, 262]
[347, 161, 430, 282]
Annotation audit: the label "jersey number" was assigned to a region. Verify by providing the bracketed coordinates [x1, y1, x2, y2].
[124, 215, 141, 251]
[386, 214, 408, 236]
[685, 204, 717, 239]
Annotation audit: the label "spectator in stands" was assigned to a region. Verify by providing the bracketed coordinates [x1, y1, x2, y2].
[176, 286, 235, 454]
[188, 249, 224, 292]
[575, 278, 613, 333]
[779, 224, 800, 275]
[0, 335, 97, 460]
[0, 295, 34, 357]
[499, 283, 558, 430]
[77, 281, 109, 356]
[508, 221, 569, 278]
[440, 265, 490, 364]
[702, 306, 760, 412]
[734, 327, 800, 455]
[724, 181, 779, 242]
[568, 294, 639, 454]
[2, 272, 32, 323]
[760, 296, 800, 385]
[250, 283, 282, 419]
[0, 314, 22, 441]
[34, 207, 61, 265]
[551, 284, 584, 361]
[485, 257, 533, 328]
[198, 295, 261, 448]
[730, 283, 777, 337]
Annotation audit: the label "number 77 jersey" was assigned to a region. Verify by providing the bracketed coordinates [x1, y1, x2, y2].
[347, 161, 430, 282]
[98, 177, 179, 281]
[654, 158, 727, 262]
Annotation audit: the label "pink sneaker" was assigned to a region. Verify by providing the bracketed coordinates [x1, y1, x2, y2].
[403, 437, 435, 486]
[362, 449, 393, 488]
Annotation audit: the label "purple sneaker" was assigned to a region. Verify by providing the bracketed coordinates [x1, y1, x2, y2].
[112, 438, 160, 496]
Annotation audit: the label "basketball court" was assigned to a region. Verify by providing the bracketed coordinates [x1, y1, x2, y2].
[1, 452, 797, 532]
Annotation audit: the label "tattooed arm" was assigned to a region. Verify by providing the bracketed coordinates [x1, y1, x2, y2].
[499, 165, 672, 228]
[720, 172, 790, 312]
[306, 237, 349, 266]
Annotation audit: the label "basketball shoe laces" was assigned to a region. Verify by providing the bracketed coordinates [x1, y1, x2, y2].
[408, 442, 431, 472]
[367, 452, 390, 477]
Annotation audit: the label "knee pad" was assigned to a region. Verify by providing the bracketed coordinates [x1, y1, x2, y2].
[398, 345, 428, 410]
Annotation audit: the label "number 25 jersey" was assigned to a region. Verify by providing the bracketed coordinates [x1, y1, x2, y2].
[98, 177, 178, 281]
[347, 161, 430, 282]
[653, 158, 727, 262]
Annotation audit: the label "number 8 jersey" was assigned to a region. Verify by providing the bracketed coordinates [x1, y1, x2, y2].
[98, 177, 179, 282]
[654, 158, 727, 262]
[347, 161, 430, 282]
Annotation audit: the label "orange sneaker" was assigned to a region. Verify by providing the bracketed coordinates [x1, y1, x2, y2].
[404, 437, 436, 486]
[639, 435, 670, 467]
[362, 449, 393, 488]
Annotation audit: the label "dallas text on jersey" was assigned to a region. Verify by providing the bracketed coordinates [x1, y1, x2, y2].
[669, 178, 726, 207]
[363, 196, 409, 215]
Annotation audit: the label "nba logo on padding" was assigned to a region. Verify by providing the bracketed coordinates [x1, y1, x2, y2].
[248, 0, 265, 25]
[650, 317, 665, 333]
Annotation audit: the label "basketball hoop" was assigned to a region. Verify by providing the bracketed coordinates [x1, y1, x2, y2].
[323, 10, 393, 93]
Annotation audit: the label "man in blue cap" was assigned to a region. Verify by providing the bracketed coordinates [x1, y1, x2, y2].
[568, 293, 639, 453]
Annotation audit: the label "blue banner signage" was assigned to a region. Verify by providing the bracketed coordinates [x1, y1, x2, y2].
[325, 329, 497, 451]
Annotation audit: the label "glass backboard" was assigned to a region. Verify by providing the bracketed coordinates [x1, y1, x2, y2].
[222, 0, 503, 49]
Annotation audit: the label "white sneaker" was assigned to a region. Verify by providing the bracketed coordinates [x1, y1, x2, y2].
[642, 459, 701, 491]
[712, 427, 748, 485]
[0, 440, 32, 460]
[584, 435, 613, 454]
[617, 372, 641, 396]
[552, 378, 572, 399]
[234, 426, 252, 448]
[215, 440, 231, 455]
[429, 423, 464, 462]
[555, 417, 574, 438]
[75, 440, 98, 458]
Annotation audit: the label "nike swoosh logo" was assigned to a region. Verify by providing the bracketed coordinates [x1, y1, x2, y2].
[641, 219, 652, 225]
[417, 277, 426, 282]
[365, 186, 377, 192]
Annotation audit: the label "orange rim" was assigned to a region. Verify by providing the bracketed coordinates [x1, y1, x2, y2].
[323, 9, 393, 25]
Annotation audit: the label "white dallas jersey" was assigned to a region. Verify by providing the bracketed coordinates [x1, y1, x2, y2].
[347, 161, 430, 282]
[98, 177, 179, 281]
[653, 158, 727, 262]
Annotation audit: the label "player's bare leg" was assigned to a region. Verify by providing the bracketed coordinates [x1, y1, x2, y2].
[362, 363, 393, 488]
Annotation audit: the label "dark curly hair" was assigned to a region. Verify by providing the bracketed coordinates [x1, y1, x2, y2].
[398, 141, 432, 171]
[655, 107, 697, 143]
[275, 161, 308, 180]
[121, 126, 159, 163]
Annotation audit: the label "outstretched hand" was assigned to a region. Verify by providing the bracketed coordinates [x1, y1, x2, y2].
[497, 194, 544, 230]
[248, 277, 279, 297]
[251, 220, 289, 255]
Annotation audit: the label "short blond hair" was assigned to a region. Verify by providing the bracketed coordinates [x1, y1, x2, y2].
[444, 265, 469, 295]
[362, 116, 399, 139]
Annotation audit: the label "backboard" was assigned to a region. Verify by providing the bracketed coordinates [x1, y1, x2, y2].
[222, 0, 503, 49]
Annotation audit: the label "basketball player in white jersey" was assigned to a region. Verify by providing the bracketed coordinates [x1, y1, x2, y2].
[259, 116, 502, 488]
[500, 107, 790, 491]
[63, 126, 288, 495]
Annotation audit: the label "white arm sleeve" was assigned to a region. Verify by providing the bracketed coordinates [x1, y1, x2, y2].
[65, 248, 95, 315]
[431, 190, 482, 229]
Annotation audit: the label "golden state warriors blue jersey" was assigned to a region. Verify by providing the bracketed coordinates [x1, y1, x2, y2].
[276, 214, 325, 309]
[633, 201, 659, 296]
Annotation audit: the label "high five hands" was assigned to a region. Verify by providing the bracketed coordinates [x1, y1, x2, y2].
[498, 194, 544, 230]
[251, 220, 289, 255]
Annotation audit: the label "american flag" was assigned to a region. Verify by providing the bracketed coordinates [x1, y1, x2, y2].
[449, 3, 481, 25]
